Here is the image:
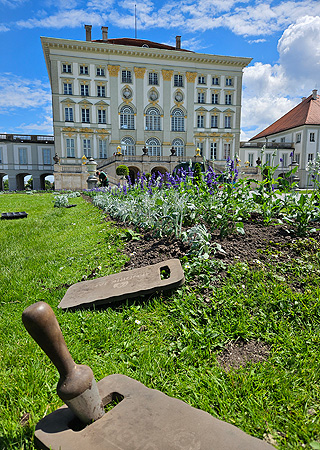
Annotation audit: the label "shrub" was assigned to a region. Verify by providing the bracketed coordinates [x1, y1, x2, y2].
[116, 165, 129, 177]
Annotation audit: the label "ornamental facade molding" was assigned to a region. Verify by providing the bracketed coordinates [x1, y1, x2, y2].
[161, 69, 173, 81]
[134, 67, 146, 79]
[108, 65, 120, 76]
[186, 72, 197, 83]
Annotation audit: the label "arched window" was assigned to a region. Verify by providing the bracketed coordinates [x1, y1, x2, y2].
[120, 106, 134, 130]
[145, 107, 161, 131]
[121, 137, 135, 156]
[171, 108, 184, 132]
[172, 138, 184, 157]
[146, 137, 161, 157]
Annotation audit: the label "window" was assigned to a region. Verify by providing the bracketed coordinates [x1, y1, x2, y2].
[80, 84, 89, 96]
[63, 83, 72, 95]
[296, 133, 301, 143]
[121, 137, 135, 156]
[96, 67, 105, 76]
[83, 139, 91, 157]
[120, 106, 134, 129]
[295, 153, 300, 165]
[310, 132, 315, 142]
[146, 137, 161, 156]
[19, 147, 27, 165]
[281, 153, 288, 167]
[225, 94, 232, 105]
[42, 148, 51, 165]
[62, 63, 72, 73]
[171, 108, 184, 132]
[198, 92, 205, 103]
[197, 115, 204, 128]
[225, 77, 233, 86]
[197, 142, 204, 156]
[265, 153, 272, 165]
[79, 65, 88, 75]
[223, 143, 230, 159]
[212, 93, 219, 104]
[248, 153, 254, 167]
[308, 153, 314, 162]
[122, 70, 132, 83]
[280, 137, 285, 143]
[198, 76, 206, 84]
[99, 140, 108, 158]
[0, 147, 2, 163]
[211, 115, 218, 128]
[66, 138, 75, 158]
[98, 109, 106, 124]
[81, 108, 90, 123]
[145, 107, 161, 131]
[212, 77, 219, 85]
[174, 74, 183, 87]
[172, 138, 184, 157]
[97, 85, 106, 97]
[225, 116, 231, 128]
[64, 107, 74, 122]
[210, 142, 217, 160]
[149, 72, 158, 85]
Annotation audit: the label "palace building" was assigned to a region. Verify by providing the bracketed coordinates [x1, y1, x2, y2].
[42, 26, 251, 189]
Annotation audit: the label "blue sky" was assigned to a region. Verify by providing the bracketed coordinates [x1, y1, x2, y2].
[0, 0, 320, 139]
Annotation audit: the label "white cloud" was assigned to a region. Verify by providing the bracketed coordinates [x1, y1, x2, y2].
[17, 9, 105, 29]
[241, 14, 320, 138]
[0, 24, 10, 32]
[0, 0, 27, 7]
[0, 74, 51, 111]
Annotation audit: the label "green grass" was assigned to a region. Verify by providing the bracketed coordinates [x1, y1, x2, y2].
[0, 193, 319, 449]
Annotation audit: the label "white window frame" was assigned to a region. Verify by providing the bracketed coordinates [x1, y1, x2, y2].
[98, 109, 106, 124]
[224, 116, 231, 128]
[96, 67, 105, 77]
[210, 142, 217, 160]
[225, 94, 232, 105]
[310, 132, 315, 142]
[149, 72, 158, 85]
[174, 74, 183, 87]
[121, 137, 135, 156]
[146, 137, 161, 157]
[223, 143, 231, 159]
[79, 65, 89, 75]
[42, 148, 51, 165]
[83, 139, 91, 158]
[81, 108, 90, 123]
[63, 83, 72, 95]
[212, 77, 219, 85]
[66, 138, 75, 158]
[211, 115, 218, 128]
[296, 133, 301, 143]
[197, 115, 204, 128]
[308, 153, 314, 162]
[225, 77, 233, 86]
[171, 108, 185, 132]
[145, 107, 161, 131]
[97, 85, 106, 97]
[64, 107, 74, 122]
[265, 153, 272, 165]
[99, 140, 108, 158]
[295, 153, 300, 165]
[120, 106, 135, 130]
[122, 70, 132, 83]
[248, 153, 254, 167]
[19, 147, 27, 165]
[62, 63, 72, 73]
[212, 93, 219, 104]
[198, 75, 206, 85]
[281, 153, 288, 167]
[80, 84, 89, 96]
[198, 92, 205, 104]
[172, 138, 184, 157]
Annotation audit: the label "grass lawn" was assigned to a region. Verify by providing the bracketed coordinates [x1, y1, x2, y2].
[0, 192, 319, 449]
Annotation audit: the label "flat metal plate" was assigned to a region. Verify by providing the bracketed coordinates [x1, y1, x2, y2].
[59, 259, 185, 310]
[34, 374, 275, 450]
[1, 211, 28, 219]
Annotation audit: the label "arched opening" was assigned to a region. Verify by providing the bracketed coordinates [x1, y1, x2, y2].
[40, 174, 54, 190]
[127, 166, 139, 184]
[145, 107, 161, 131]
[16, 173, 32, 191]
[171, 108, 185, 132]
[120, 106, 135, 130]
[151, 166, 167, 177]
[172, 138, 184, 157]
[0, 173, 8, 191]
[121, 137, 135, 156]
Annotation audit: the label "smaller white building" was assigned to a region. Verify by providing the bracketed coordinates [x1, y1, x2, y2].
[240, 90, 320, 188]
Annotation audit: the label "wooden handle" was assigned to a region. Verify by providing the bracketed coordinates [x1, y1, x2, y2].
[22, 302, 75, 378]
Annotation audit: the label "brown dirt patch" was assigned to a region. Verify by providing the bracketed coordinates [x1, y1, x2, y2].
[216, 340, 271, 372]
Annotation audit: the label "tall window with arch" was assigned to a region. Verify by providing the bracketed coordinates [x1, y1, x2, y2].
[171, 108, 184, 132]
[146, 137, 161, 157]
[120, 106, 135, 130]
[146, 107, 161, 131]
[172, 138, 184, 157]
[121, 137, 135, 156]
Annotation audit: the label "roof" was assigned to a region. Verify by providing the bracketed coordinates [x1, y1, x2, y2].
[93, 37, 192, 52]
[250, 93, 320, 140]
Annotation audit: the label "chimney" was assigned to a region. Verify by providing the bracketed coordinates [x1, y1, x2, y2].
[175, 36, 181, 50]
[101, 26, 108, 41]
[85, 24, 92, 41]
[312, 89, 318, 100]
[301, 97, 306, 102]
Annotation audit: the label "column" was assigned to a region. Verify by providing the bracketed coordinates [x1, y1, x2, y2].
[162, 70, 173, 155]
